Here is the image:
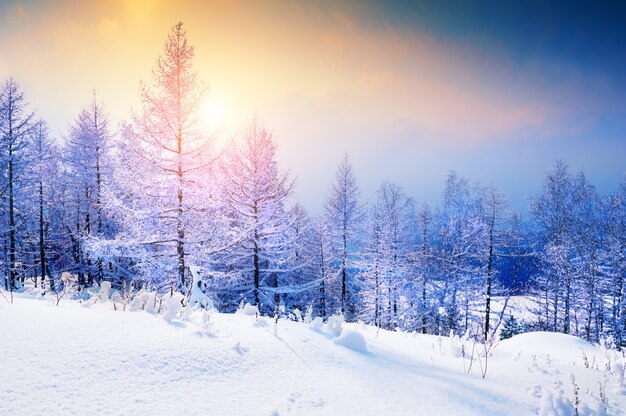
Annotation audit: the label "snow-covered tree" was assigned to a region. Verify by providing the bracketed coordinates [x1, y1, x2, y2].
[311, 216, 335, 318]
[281, 203, 318, 311]
[435, 171, 485, 334]
[606, 180, 626, 347]
[63, 92, 112, 288]
[359, 202, 384, 327]
[374, 182, 416, 329]
[530, 161, 576, 333]
[414, 202, 436, 333]
[0, 78, 34, 290]
[221, 118, 294, 312]
[480, 184, 512, 339]
[324, 153, 366, 319]
[29, 120, 62, 291]
[120, 22, 213, 291]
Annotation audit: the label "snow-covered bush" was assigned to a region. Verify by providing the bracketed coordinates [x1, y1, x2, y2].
[145, 291, 159, 314]
[54, 272, 77, 306]
[325, 314, 344, 337]
[293, 308, 302, 322]
[309, 317, 324, 332]
[304, 305, 313, 324]
[162, 292, 185, 322]
[186, 266, 214, 310]
[238, 303, 259, 317]
[99, 281, 112, 302]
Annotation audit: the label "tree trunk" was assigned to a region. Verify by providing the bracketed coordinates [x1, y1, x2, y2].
[96, 145, 103, 283]
[319, 238, 326, 317]
[485, 213, 495, 340]
[422, 282, 427, 334]
[176, 135, 185, 289]
[341, 228, 347, 316]
[39, 180, 47, 291]
[8, 150, 16, 291]
[253, 201, 260, 307]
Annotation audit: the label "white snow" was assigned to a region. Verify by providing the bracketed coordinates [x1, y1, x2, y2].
[161, 291, 185, 322]
[498, 331, 598, 361]
[187, 266, 214, 310]
[99, 281, 112, 301]
[240, 302, 259, 316]
[1, 294, 626, 415]
[333, 328, 367, 352]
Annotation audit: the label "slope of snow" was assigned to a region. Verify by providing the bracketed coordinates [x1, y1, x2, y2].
[499, 331, 598, 361]
[1, 294, 625, 415]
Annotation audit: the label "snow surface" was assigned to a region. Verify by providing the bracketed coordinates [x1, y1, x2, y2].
[1, 294, 626, 415]
[333, 328, 367, 352]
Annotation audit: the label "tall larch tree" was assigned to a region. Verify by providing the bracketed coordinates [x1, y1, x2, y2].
[0, 78, 34, 290]
[124, 22, 211, 291]
[221, 118, 294, 312]
[31, 120, 59, 291]
[530, 160, 575, 333]
[64, 92, 112, 288]
[324, 153, 366, 319]
[480, 184, 510, 339]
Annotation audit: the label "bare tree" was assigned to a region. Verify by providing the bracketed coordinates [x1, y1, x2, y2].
[481, 184, 510, 339]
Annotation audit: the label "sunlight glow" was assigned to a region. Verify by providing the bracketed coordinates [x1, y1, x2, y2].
[200, 95, 227, 131]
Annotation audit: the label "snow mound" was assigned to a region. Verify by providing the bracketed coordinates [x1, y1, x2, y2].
[240, 303, 259, 316]
[499, 331, 596, 360]
[99, 281, 112, 301]
[162, 292, 185, 322]
[325, 314, 344, 337]
[333, 328, 367, 352]
[309, 317, 324, 332]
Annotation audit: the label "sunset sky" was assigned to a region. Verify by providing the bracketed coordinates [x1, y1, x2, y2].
[1, 0, 624, 212]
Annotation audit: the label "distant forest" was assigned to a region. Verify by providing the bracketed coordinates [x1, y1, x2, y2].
[1, 23, 624, 347]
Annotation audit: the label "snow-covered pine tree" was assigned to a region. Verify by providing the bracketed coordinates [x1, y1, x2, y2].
[220, 118, 294, 313]
[414, 202, 436, 334]
[120, 22, 213, 291]
[29, 120, 61, 291]
[500, 314, 522, 340]
[530, 160, 575, 334]
[569, 172, 605, 342]
[435, 171, 485, 335]
[359, 201, 384, 327]
[281, 203, 318, 312]
[324, 153, 366, 320]
[374, 181, 415, 330]
[606, 180, 626, 348]
[311, 216, 335, 318]
[0, 78, 35, 291]
[63, 92, 112, 288]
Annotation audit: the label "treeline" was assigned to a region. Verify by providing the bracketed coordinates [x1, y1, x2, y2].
[1, 23, 624, 345]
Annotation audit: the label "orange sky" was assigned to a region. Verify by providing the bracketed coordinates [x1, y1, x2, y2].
[1, 0, 624, 211]
[0, 0, 553, 137]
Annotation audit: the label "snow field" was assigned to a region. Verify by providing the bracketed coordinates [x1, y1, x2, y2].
[1, 294, 626, 415]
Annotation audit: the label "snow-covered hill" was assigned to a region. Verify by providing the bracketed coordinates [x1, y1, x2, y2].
[1, 295, 625, 415]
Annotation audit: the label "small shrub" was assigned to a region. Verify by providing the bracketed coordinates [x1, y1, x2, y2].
[500, 315, 523, 340]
